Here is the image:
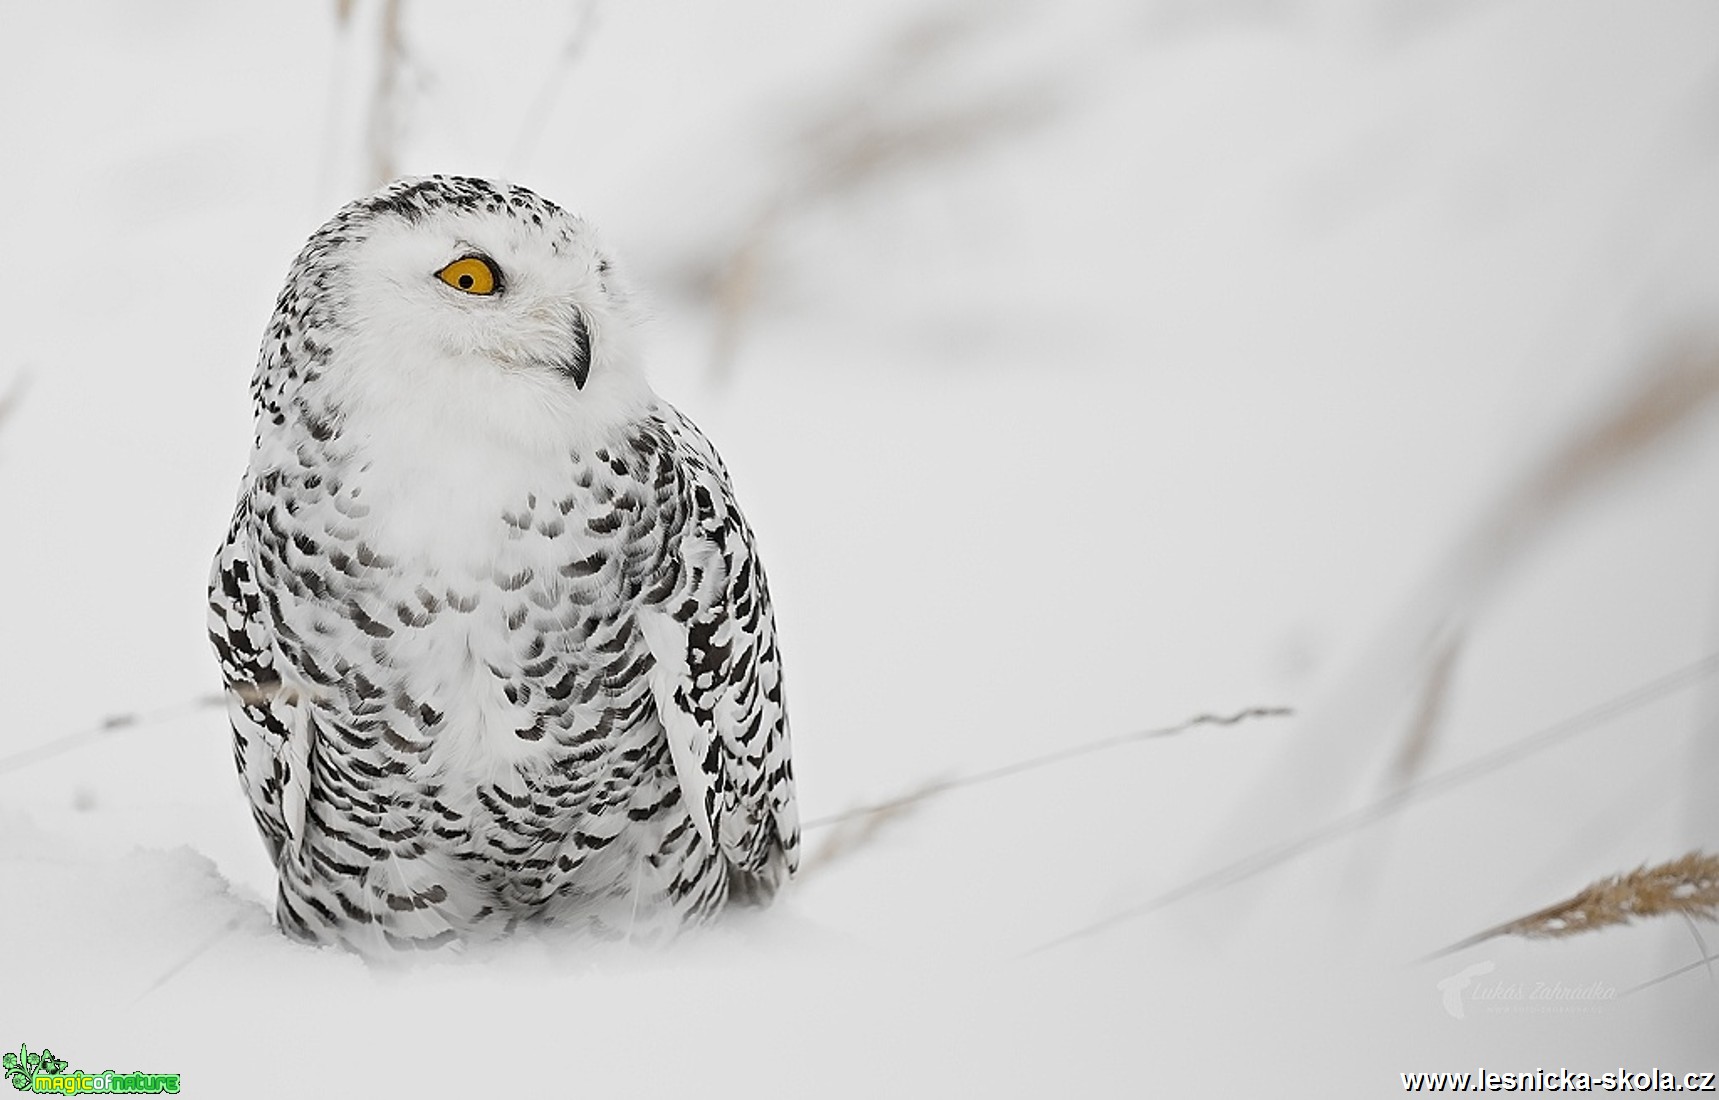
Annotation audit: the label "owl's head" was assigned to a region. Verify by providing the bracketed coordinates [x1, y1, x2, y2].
[256, 176, 651, 454]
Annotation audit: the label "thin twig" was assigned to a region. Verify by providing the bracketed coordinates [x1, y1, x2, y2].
[802, 705, 1294, 832]
[0, 373, 28, 437]
[706, 205, 782, 387]
[506, 0, 601, 174]
[132, 916, 244, 1004]
[366, 0, 406, 188]
[798, 707, 1291, 877]
[800, 776, 949, 878]
[1389, 340, 1719, 780]
[1392, 626, 1464, 779]
[0, 695, 226, 777]
[1027, 650, 1719, 957]
[1623, 947, 1719, 998]
[701, 2, 1063, 384]
[1678, 914, 1719, 998]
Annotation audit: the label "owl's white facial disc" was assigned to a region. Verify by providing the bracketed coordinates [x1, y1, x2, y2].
[284, 176, 653, 460]
[251, 176, 658, 569]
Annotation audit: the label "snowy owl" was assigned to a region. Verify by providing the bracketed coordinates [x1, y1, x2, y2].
[207, 175, 799, 954]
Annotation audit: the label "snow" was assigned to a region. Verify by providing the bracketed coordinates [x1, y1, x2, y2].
[3, 1, 1718, 1094]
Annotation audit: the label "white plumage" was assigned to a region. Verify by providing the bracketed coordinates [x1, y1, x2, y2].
[208, 176, 798, 954]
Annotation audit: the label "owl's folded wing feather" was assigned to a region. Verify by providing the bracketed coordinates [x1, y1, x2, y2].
[641, 416, 800, 890]
[208, 508, 311, 867]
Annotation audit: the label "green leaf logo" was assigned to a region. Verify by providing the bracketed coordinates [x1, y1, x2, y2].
[2, 1044, 69, 1091]
[4, 1043, 29, 1091]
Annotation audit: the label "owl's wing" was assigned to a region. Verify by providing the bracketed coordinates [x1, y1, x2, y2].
[640, 414, 800, 892]
[207, 505, 312, 868]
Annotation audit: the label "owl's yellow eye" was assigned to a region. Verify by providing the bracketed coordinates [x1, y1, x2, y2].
[436, 255, 500, 296]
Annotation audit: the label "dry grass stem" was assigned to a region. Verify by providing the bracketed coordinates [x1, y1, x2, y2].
[365, 0, 406, 189]
[1443, 851, 1719, 957]
[1389, 339, 1719, 780]
[1622, 947, 1719, 997]
[0, 695, 226, 777]
[133, 915, 245, 1004]
[0, 373, 28, 439]
[1391, 625, 1464, 780]
[1676, 914, 1719, 994]
[506, 0, 601, 173]
[706, 206, 781, 385]
[799, 777, 950, 878]
[791, 87, 1056, 205]
[1033, 652, 1719, 956]
[802, 705, 1293, 834]
[1502, 341, 1719, 551]
[798, 706, 1293, 876]
[703, 3, 1063, 381]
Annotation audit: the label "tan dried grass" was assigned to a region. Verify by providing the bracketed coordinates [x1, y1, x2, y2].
[1443, 851, 1719, 956]
[0, 374, 27, 438]
[702, 3, 1062, 382]
[1391, 339, 1719, 781]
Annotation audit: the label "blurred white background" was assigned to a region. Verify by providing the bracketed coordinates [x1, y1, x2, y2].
[2, 1, 1718, 1094]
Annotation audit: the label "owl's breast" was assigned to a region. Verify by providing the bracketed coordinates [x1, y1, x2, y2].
[249, 424, 691, 790]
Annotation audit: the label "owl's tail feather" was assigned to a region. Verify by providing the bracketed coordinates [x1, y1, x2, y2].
[723, 843, 791, 909]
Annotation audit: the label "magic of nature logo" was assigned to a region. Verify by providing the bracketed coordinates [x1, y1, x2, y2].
[4, 1044, 181, 1095]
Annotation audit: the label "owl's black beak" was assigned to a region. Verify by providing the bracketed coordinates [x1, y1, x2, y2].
[556, 310, 592, 389]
